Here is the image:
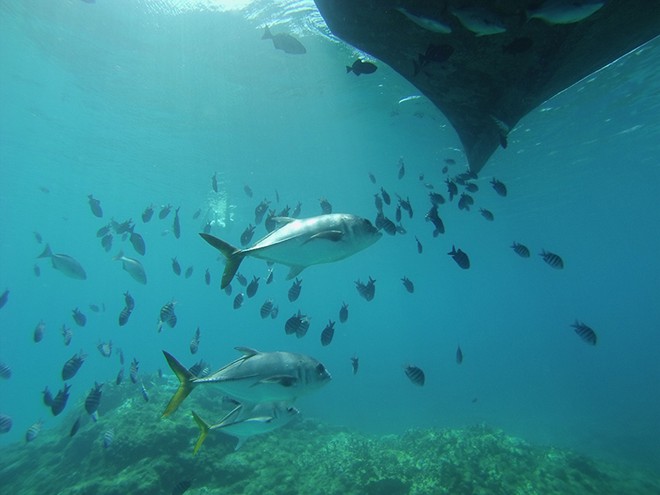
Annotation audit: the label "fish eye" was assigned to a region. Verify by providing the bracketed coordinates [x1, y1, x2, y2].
[315, 363, 326, 375]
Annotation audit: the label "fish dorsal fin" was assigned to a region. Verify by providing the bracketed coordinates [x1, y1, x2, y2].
[251, 375, 297, 387]
[286, 265, 306, 280]
[234, 346, 259, 357]
[304, 230, 344, 243]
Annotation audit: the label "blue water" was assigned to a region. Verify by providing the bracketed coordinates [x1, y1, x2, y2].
[1, 0, 660, 476]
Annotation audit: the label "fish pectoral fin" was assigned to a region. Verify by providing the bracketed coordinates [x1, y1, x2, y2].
[234, 346, 260, 357]
[286, 266, 305, 280]
[304, 230, 344, 244]
[251, 375, 298, 388]
[271, 216, 296, 225]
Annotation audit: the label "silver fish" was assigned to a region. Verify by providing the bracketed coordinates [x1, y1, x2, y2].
[162, 347, 331, 416]
[200, 213, 381, 288]
[528, 0, 604, 25]
[113, 251, 147, 284]
[37, 245, 87, 280]
[192, 401, 299, 453]
[451, 6, 507, 36]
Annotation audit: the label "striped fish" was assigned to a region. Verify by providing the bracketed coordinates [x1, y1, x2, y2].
[0, 414, 13, 433]
[288, 278, 302, 302]
[404, 365, 425, 386]
[339, 302, 349, 323]
[190, 327, 201, 354]
[571, 320, 597, 345]
[260, 299, 274, 319]
[0, 362, 11, 379]
[103, 429, 114, 449]
[540, 250, 564, 269]
[130, 358, 139, 384]
[25, 420, 42, 443]
[511, 242, 530, 258]
[85, 382, 103, 415]
[320, 320, 335, 346]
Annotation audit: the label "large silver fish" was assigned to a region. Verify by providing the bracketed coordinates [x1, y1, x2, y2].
[200, 213, 382, 288]
[37, 244, 87, 280]
[161, 347, 331, 417]
[113, 250, 147, 284]
[192, 401, 299, 453]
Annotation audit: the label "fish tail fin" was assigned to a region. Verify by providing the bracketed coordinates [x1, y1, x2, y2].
[37, 244, 52, 258]
[161, 351, 195, 417]
[112, 250, 124, 261]
[199, 233, 244, 289]
[262, 25, 272, 39]
[346, 66, 352, 73]
[191, 410, 210, 455]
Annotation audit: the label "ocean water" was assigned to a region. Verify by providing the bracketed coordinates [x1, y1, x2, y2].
[1, 0, 660, 490]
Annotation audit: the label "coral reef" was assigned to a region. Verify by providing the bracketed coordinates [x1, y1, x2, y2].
[1, 376, 658, 495]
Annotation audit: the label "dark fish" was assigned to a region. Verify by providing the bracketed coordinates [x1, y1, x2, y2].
[270, 305, 279, 319]
[123, 291, 135, 310]
[380, 187, 391, 205]
[235, 272, 248, 287]
[244, 184, 253, 197]
[72, 308, 87, 327]
[84, 382, 103, 415]
[116, 367, 124, 385]
[260, 299, 274, 319]
[88, 304, 100, 313]
[285, 312, 301, 335]
[118, 348, 125, 365]
[51, 383, 72, 416]
[296, 313, 311, 339]
[103, 429, 114, 449]
[159, 301, 177, 329]
[140, 382, 149, 402]
[118, 306, 132, 326]
[192, 208, 202, 220]
[446, 179, 458, 201]
[33, 320, 45, 343]
[246, 276, 260, 298]
[404, 365, 425, 386]
[101, 233, 113, 252]
[262, 25, 306, 55]
[142, 205, 154, 223]
[130, 358, 139, 383]
[351, 357, 359, 375]
[346, 59, 377, 76]
[62, 351, 86, 380]
[96, 224, 111, 238]
[233, 293, 244, 310]
[292, 201, 302, 217]
[456, 345, 463, 364]
[25, 420, 42, 443]
[415, 236, 423, 254]
[70, 416, 81, 437]
[425, 205, 445, 236]
[395, 205, 402, 223]
[381, 216, 396, 236]
[0, 414, 12, 433]
[264, 209, 277, 232]
[480, 208, 495, 221]
[414, 43, 454, 76]
[190, 327, 201, 354]
[465, 182, 479, 193]
[339, 302, 349, 323]
[33, 264, 41, 277]
[491, 178, 508, 197]
[97, 340, 112, 358]
[503, 37, 533, 54]
[204, 268, 211, 286]
[212, 172, 219, 192]
[129, 230, 146, 256]
[571, 320, 597, 345]
[173, 207, 181, 239]
[240, 224, 256, 246]
[42, 386, 53, 406]
[254, 199, 270, 224]
[112, 219, 133, 235]
[265, 267, 274, 284]
[37, 244, 87, 280]
[0, 362, 10, 379]
[398, 196, 413, 218]
[320, 320, 335, 346]
[374, 193, 383, 212]
[368, 172, 377, 184]
[34, 231, 43, 243]
[397, 157, 405, 179]
[355, 276, 376, 302]
[88, 194, 103, 218]
[288, 278, 302, 302]
[224, 284, 233, 296]
[172, 480, 192, 495]
[458, 193, 473, 211]
[61, 325, 73, 346]
[159, 204, 172, 219]
[184, 266, 194, 279]
[401, 276, 415, 293]
[511, 242, 530, 258]
[448, 246, 470, 269]
[172, 257, 181, 276]
[540, 250, 564, 269]
[319, 197, 332, 214]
